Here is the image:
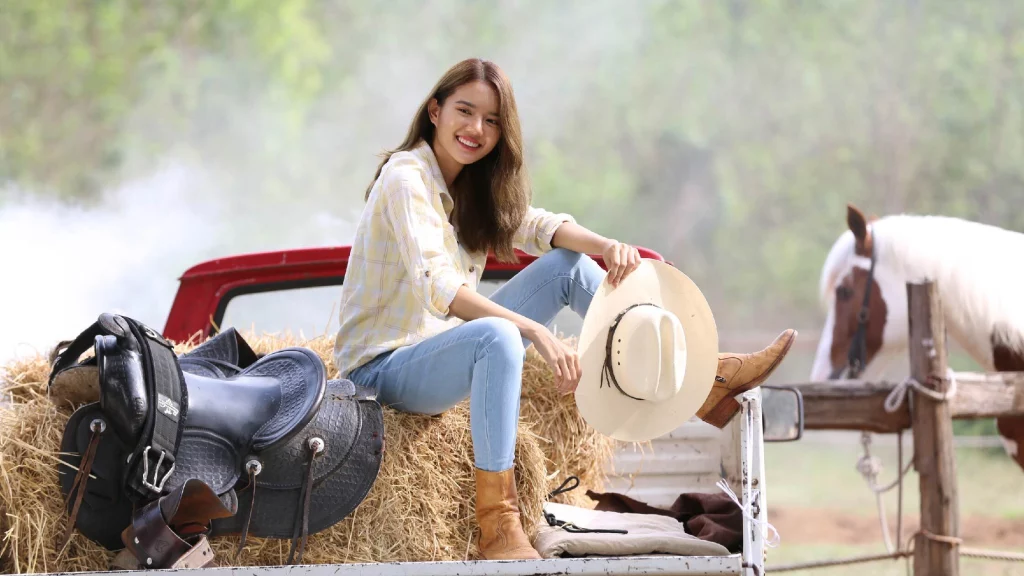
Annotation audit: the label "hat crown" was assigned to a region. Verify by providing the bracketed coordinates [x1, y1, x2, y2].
[610, 305, 687, 402]
[575, 258, 718, 442]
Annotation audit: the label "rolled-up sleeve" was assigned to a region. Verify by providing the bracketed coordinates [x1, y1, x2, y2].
[380, 167, 464, 318]
[513, 206, 576, 256]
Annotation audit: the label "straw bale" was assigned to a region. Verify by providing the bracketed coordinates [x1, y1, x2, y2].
[518, 341, 618, 508]
[0, 331, 614, 572]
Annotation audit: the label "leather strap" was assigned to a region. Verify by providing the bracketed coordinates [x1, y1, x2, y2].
[130, 497, 193, 568]
[600, 303, 660, 401]
[171, 535, 216, 569]
[287, 437, 324, 564]
[841, 227, 877, 380]
[122, 316, 186, 501]
[234, 460, 262, 561]
[46, 313, 187, 502]
[59, 419, 105, 550]
[544, 511, 628, 534]
[113, 535, 216, 569]
[125, 479, 232, 569]
[129, 503, 190, 568]
[48, 322, 103, 388]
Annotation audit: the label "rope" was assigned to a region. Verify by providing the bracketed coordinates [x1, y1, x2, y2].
[884, 367, 957, 413]
[857, 432, 914, 495]
[855, 430, 913, 554]
[776, 367, 1024, 573]
[917, 529, 964, 547]
[962, 547, 1024, 562]
[716, 479, 780, 549]
[767, 551, 910, 572]
[857, 431, 893, 552]
[767, 535, 1024, 573]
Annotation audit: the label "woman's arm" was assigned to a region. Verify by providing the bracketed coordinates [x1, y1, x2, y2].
[550, 221, 614, 254]
[550, 222, 642, 287]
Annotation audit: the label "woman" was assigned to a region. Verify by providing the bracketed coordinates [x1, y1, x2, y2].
[335, 58, 795, 560]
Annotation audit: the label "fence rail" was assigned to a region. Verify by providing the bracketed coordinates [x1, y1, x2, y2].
[773, 282, 1024, 575]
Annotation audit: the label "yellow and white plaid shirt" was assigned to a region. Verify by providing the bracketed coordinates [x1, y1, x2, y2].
[333, 140, 575, 377]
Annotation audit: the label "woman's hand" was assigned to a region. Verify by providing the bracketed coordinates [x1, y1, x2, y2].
[602, 240, 642, 287]
[524, 323, 581, 394]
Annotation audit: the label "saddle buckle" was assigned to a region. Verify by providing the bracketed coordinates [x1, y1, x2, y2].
[141, 446, 176, 494]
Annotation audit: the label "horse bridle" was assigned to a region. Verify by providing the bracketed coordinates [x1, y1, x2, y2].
[829, 228, 877, 380]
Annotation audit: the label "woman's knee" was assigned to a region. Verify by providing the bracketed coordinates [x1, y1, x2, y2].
[472, 317, 526, 363]
[541, 248, 602, 281]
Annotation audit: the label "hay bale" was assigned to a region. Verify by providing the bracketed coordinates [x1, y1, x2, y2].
[519, 342, 618, 508]
[0, 332, 614, 572]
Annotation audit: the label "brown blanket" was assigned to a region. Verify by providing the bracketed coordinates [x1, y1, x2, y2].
[586, 490, 743, 553]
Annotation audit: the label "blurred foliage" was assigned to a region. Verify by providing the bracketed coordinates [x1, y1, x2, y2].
[953, 418, 1000, 437]
[2, 0, 1023, 332]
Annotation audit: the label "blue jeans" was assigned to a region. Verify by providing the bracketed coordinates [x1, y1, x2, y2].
[347, 248, 604, 471]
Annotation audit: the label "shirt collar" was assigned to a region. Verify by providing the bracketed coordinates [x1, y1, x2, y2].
[411, 139, 454, 218]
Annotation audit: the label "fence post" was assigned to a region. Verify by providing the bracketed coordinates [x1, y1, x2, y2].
[907, 282, 960, 575]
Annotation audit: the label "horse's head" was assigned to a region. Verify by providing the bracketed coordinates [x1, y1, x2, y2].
[810, 205, 909, 381]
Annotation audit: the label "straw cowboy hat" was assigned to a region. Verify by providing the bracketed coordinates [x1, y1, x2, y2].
[575, 259, 718, 442]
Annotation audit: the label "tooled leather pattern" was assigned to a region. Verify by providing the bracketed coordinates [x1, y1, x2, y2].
[250, 351, 325, 448]
[182, 332, 239, 363]
[254, 388, 360, 490]
[58, 403, 135, 550]
[164, 432, 240, 495]
[211, 380, 384, 539]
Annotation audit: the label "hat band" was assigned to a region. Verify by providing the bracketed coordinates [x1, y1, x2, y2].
[600, 302, 660, 402]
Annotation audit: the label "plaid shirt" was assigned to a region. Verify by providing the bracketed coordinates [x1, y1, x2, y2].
[333, 140, 575, 376]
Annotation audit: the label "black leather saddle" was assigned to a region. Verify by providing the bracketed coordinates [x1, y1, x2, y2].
[53, 313, 384, 565]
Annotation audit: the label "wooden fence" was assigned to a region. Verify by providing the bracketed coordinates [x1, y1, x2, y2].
[783, 282, 1024, 576]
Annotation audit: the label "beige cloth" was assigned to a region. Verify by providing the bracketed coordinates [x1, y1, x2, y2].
[534, 502, 732, 559]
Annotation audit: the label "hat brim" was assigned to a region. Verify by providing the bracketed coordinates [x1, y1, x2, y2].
[575, 259, 718, 442]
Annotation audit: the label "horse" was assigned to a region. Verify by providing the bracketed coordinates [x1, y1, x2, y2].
[809, 204, 1024, 472]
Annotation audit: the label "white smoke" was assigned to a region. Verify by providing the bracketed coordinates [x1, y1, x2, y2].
[0, 165, 222, 363]
[0, 3, 654, 364]
[0, 161, 358, 365]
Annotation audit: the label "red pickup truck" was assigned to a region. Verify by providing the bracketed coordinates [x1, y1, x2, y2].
[161, 245, 666, 342]
[154, 243, 801, 576]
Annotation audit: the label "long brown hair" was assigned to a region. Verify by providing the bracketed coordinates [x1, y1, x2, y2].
[366, 58, 529, 262]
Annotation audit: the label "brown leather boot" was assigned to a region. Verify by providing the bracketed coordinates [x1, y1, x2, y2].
[475, 467, 541, 560]
[696, 329, 797, 428]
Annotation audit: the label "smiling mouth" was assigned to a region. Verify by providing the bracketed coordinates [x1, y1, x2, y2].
[456, 136, 481, 150]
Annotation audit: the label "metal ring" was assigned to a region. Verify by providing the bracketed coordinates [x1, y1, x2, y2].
[89, 419, 106, 433]
[307, 437, 325, 454]
[245, 459, 263, 476]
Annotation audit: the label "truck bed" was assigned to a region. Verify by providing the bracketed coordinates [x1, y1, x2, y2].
[42, 555, 744, 576]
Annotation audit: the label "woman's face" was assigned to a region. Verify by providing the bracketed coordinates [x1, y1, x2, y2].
[429, 80, 501, 167]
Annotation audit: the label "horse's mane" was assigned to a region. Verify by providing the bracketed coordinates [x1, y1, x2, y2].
[819, 228, 858, 310]
[820, 213, 1024, 359]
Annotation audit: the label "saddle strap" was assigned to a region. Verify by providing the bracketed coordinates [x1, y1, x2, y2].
[47, 313, 186, 502]
[113, 536, 216, 570]
[234, 461, 262, 562]
[128, 497, 194, 568]
[124, 479, 232, 569]
[119, 318, 187, 501]
[286, 437, 324, 565]
[59, 419, 105, 550]
[48, 321, 106, 388]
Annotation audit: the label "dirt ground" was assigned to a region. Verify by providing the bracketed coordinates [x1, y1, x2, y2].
[772, 507, 1024, 548]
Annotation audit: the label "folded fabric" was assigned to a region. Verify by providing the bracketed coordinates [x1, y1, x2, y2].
[586, 489, 743, 552]
[533, 502, 731, 559]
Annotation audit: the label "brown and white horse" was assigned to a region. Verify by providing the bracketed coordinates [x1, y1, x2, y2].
[810, 204, 1024, 472]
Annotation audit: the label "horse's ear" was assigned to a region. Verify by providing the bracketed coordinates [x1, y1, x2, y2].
[847, 204, 868, 240]
[846, 204, 872, 254]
